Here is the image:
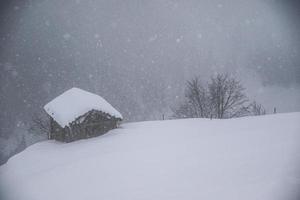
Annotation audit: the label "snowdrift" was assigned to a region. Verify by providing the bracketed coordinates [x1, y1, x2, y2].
[1, 113, 300, 200]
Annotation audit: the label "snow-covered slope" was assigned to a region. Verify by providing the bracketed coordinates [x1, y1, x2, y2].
[1, 113, 300, 200]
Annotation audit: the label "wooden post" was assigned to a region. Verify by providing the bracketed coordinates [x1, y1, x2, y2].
[273, 107, 277, 114]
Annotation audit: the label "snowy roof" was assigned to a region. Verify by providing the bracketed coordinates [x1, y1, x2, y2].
[44, 88, 122, 127]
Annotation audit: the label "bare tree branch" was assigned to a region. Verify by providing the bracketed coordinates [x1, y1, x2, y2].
[249, 101, 266, 116]
[209, 74, 248, 118]
[28, 112, 51, 138]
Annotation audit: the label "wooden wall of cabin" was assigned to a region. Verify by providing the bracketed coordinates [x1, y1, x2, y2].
[50, 117, 66, 142]
[49, 110, 121, 143]
[81, 110, 119, 137]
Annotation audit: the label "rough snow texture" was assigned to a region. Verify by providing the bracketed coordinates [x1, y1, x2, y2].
[1, 113, 300, 200]
[43, 87, 122, 127]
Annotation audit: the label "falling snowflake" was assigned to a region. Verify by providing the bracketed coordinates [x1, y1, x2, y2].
[63, 33, 71, 40]
[11, 70, 18, 78]
[245, 19, 251, 25]
[111, 22, 118, 29]
[96, 40, 103, 47]
[45, 20, 50, 26]
[148, 34, 158, 42]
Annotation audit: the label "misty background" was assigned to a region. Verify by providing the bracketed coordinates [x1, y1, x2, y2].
[0, 0, 299, 163]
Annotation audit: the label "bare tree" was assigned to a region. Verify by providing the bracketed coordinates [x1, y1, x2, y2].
[250, 101, 266, 116]
[173, 74, 252, 119]
[173, 73, 250, 119]
[28, 112, 51, 139]
[208, 74, 248, 118]
[173, 77, 210, 118]
[185, 77, 210, 118]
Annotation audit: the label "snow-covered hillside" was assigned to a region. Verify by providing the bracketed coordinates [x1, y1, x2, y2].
[1, 113, 300, 200]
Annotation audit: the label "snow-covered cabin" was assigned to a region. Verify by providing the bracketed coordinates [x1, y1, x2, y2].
[44, 88, 123, 142]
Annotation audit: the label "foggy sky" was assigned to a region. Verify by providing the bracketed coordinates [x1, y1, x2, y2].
[0, 0, 300, 140]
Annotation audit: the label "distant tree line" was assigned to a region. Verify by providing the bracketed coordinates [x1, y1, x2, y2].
[172, 73, 266, 119]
